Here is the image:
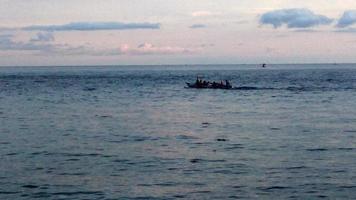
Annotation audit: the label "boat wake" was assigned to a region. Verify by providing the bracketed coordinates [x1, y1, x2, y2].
[232, 86, 272, 90]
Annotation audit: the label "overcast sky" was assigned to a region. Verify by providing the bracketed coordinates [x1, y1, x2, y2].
[1, 0, 356, 66]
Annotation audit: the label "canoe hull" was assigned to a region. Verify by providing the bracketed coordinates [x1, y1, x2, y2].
[186, 82, 232, 89]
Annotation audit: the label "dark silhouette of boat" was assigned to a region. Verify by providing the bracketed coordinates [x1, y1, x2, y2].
[186, 78, 232, 89]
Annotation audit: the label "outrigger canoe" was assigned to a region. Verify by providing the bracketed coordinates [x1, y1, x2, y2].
[186, 82, 232, 89]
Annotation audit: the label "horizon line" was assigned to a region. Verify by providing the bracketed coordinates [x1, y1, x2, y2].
[1, 63, 356, 68]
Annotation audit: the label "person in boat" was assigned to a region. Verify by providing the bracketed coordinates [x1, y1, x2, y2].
[195, 77, 203, 88]
[195, 77, 200, 86]
[225, 80, 231, 87]
[212, 81, 216, 88]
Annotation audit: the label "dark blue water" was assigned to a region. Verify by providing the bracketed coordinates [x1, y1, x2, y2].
[1, 64, 356, 199]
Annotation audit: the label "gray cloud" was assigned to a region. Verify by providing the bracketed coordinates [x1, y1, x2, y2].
[21, 22, 160, 31]
[199, 43, 215, 47]
[293, 29, 322, 33]
[0, 34, 13, 40]
[337, 10, 356, 28]
[0, 34, 114, 55]
[0, 34, 53, 51]
[0, 35, 193, 56]
[132, 43, 193, 55]
[334, 27, 356, 33]
[30, 32, 55, 42]
[189, 24, 207, 29]
[260, 8, 333, 28]
[235, 20, 248, 24]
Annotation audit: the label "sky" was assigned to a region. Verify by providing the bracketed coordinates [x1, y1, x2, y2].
[1, 0, 356, 66]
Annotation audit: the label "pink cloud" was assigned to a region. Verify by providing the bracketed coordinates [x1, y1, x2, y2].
[191, 11, 220, 17]
[119, 43, 195, 55]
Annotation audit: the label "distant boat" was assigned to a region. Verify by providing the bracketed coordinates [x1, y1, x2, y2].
[186, 78, 232, 89]
[262, 63, 266, 68]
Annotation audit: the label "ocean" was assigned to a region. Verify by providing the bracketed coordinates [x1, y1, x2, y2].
[0, 64, 355, 199]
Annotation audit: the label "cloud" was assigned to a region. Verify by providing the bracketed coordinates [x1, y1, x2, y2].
[293, 29, 322, 33]
[199, 43, 215, 48]
[53, 43, 194, 56]
[30, 32, 54, 42]
[260, 8, 333, 28]
[128, 43, 193, 55]
[0, 34, 13, 40]
[0, 34, 95, 54]
[334, 27, 356, 33]
[189, 24, 207, 29]
[192, 11, 219, 17]
[235, 20, 249, 24]
[0, 34, 53, 51]
[51, 45, 119, 56]
[337, 10, 356, 28]
[0, 35, 193, 56]
[20, 22, 160, 31]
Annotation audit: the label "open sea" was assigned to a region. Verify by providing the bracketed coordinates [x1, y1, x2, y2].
[0, 64, 356, 199]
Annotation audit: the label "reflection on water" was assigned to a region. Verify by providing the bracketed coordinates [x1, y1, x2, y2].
[0, 65, 356, 199]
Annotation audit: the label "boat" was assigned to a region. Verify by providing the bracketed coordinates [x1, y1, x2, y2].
[186, 79, 232, 89]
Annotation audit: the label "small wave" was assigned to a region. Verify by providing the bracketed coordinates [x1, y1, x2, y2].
[190, 158, 226, 163]
[173, 195, 186, 198]
[0, 142, 10, 145]
[232, 185, 246, 189]
[306, 148, 328, 152]
[233, 86, 267, 90]
[332, 169, 347, 173]
[51, 191, 104, 196]
[83, 87, 96, 91]
[212, 169, 232, 174]
[123, 196, 168, 200]
[95, 114, 113, 118]
[189, 190, 211, 194]
[224, 144, 244, 150]
[258, 186, 292, 191]
[153, 182, 178, 187]
[176, 135, 199, 140]
[22, 184, 39, 189]
[287, 166, 309, 170]
[58, 172, 88, 176]
[136, 183, 152, 187]
[285, 86, 306, 91]
[112, 159, 130, 163]
[344, 130, 356, 133]
[30, 192, 51, 198]
[0, 191, 20, 194]
[232, 86, 295, 91]
[285, 166, 308, 170]
[337, 147, 354, 151]
[6, 152, 18, 156]
[339, 185, 356, 189]
[216, 138, 228, 141]
[65, 158, 80, 161]
[230, 86, 354, 91]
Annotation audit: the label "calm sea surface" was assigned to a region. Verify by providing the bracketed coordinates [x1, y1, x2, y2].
[0, 64, 356, 199]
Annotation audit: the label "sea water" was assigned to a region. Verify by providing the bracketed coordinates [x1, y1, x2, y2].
[0, 64, 355, 199]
